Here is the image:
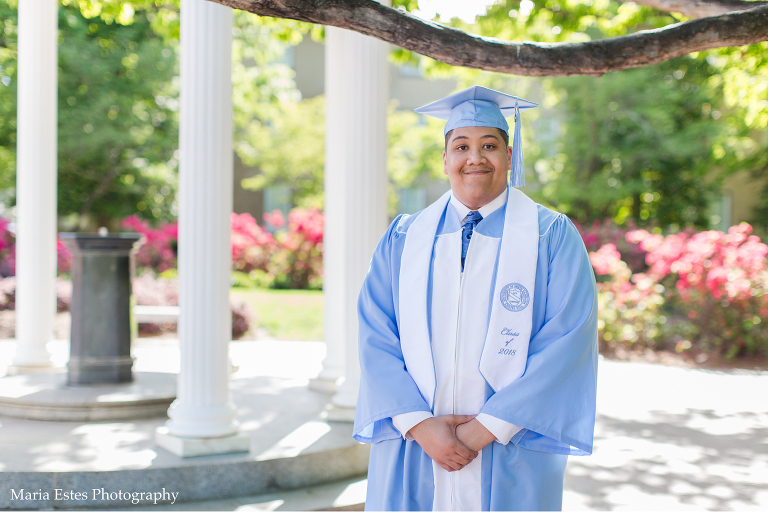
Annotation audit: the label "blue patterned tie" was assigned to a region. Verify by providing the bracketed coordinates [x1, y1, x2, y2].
[461, 210, 483, 271]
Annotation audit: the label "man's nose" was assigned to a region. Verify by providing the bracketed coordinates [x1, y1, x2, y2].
[466, 147, 485, 164]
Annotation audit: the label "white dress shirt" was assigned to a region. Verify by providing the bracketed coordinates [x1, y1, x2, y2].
[392, 188, 522, 445]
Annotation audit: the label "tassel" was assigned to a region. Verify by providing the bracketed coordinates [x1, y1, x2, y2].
[509, 101, 525, 187]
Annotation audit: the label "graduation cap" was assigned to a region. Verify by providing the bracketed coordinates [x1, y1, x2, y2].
[414, 85, 538, 188]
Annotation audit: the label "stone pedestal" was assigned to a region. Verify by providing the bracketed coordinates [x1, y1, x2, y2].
[60, 233, 142, 385]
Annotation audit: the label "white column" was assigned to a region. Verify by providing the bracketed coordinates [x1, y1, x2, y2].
[156, 0, 248, 457]
[11, 0, 58, 372]
[309, 30, 348, 395]
[324, 24, 389, 418]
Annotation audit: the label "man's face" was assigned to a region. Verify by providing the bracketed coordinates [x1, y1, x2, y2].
[443, 126, 512, 210]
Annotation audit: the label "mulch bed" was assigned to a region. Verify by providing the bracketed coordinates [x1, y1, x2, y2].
[602, 345, 768, 372]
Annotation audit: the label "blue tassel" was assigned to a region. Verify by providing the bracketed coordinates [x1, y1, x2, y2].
[509, 101, 525, 187]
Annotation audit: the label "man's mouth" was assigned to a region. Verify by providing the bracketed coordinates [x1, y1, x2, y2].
[463, 168, 493, 175]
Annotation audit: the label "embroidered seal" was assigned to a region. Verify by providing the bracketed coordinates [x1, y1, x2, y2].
[500, 283, 530, 312]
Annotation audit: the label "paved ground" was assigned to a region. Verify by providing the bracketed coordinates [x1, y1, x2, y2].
[1, 338, 766, 510]
[0, 339, 353, 473]
[563, 360, 768, 511]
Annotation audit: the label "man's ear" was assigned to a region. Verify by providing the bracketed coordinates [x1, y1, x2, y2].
[443, 151, 448, 175]
[507, 145, 513, 169]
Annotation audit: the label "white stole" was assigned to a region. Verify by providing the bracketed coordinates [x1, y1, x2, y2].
[398, 186, 539, 405]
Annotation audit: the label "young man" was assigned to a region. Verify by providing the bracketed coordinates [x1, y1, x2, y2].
[353, 86, 598, 511]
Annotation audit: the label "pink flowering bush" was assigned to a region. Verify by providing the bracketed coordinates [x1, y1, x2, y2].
[231, 212, 275, 274]
[0, 217, 72, 276]
[123, 209, 324, 290]
[589, 243, 665, 350]
[628, 223, 768, 357]
[576, 219, 647, 273]
[265, 209, 324, 290]
[122, 215, 178, 273]
[58, 240, 73, 273]
[0, 217, 15, 277]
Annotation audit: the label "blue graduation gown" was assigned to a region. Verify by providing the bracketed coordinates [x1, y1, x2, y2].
[353, 201, 598, 511]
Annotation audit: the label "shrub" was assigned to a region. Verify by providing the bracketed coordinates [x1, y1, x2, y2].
[56, 279, 72, 312]
[576, 218, 647, 273]
[122, 215, 178, 273]
[266, 208, 324, 290]
[231, 212, 274, 274]
[132, 272, 179, 307]
[0, 218, 15, 277]
[231, 301, 254, 339]
[131, 273, 254, 339]
[0, 218, 72, 277]
[589, 243, 665, 352]
[57, 240, 73, 274]
[0, 277, 73, 312]
[628, 223, 768, 358]
[0, 274, 254, 340]
[0, 277, 15, 310]
[122, 208, 324, 290]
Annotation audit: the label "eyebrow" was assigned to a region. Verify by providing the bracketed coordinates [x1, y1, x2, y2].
[450, 134, 501, 144]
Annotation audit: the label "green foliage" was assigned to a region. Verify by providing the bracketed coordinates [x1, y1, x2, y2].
[61, 0, 180, 39]
[239, 96, 325, 209]
[707, 43, 768, 233]
[534, 58, 725, 227]
[4, 0, 766, 233]
[390, 1, 767, 228]
[387, 105, 447, 214]
[593, 248, 666, 351]
[391, 0, 675, 73]
[61, 0, 317, 43]
[239, 97, 453, 215]
[0, 1, 18, 207]
[388, 106, 445, 189]
[57, 6, 179, 226]
[0, 2, 179, 226]
[231, 11, 321, 207]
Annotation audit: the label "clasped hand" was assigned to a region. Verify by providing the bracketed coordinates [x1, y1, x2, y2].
[409, 415, 495, 472]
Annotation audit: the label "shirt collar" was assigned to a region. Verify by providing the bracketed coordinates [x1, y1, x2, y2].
[450, 188, 508, 224]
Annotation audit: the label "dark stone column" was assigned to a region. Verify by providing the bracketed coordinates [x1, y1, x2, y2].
[60, 233, 142, 385]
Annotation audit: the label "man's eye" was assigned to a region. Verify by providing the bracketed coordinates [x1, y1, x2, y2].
[484, 144, 496, 149]
[456, 145, 467, 151]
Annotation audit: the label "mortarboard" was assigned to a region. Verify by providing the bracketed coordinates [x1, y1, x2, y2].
[414, 85, 538, 188]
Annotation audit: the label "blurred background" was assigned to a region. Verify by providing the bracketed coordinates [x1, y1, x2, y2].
[0, 0, 765, 362]
[0, 1, 766, 510]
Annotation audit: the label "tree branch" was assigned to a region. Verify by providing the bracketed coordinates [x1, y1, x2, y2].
[621, 0, 765, 19]
[214, 0, 768, 77]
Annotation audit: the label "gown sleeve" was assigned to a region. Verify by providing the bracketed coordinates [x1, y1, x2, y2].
[353, 216, 434, 444]
[479, 214, 599, 456]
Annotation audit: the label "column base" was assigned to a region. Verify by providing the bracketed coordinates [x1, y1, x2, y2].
[323, 403, 356, 423]
[6, 363, 59, 376]
[67, 356, 134, 385]
[309, 376, 339, 394]
[155, 426, 250, 458]
[331, 381, 358, 409]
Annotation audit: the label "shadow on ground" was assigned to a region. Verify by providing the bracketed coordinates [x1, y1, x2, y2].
[565, 408, 768, 511]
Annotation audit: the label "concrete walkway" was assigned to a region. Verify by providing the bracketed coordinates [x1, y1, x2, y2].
[1, 339, 766, 510]
[0, 338, 368, 510]
[564, 360, 768, 511]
